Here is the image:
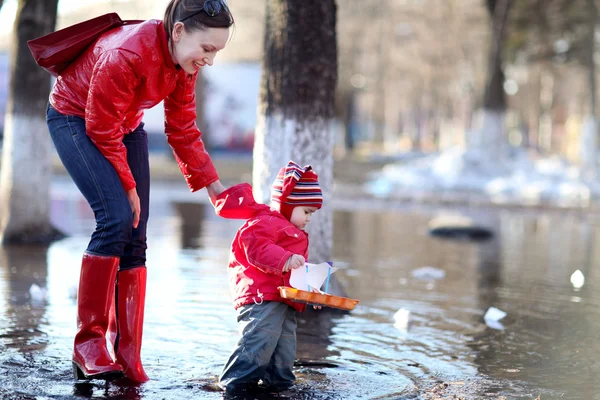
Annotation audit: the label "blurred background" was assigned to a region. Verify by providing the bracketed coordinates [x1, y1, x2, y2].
[0, 0, 593, 170]
[2, 2, 600, 398]
[0, 0, 600, 399]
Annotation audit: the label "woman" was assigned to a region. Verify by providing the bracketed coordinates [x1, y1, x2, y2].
[45, 0, 234, 383]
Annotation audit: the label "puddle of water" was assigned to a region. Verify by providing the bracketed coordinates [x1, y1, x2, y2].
[0, 178, 599, 399]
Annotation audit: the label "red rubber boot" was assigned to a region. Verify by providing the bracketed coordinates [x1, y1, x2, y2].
[114, 266, 149, 383]
[72, 253, 124, 380]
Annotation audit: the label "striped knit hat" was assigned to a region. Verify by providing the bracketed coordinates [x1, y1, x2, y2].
[271, 161, 323, 220]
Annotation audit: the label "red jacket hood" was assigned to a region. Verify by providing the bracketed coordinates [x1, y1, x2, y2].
[214, 183, 276, 220]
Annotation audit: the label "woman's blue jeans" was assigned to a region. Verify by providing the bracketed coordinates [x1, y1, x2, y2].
[46, 105, 149, 270]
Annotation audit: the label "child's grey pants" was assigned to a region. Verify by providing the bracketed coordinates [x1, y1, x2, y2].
[219, 301, 297, 391]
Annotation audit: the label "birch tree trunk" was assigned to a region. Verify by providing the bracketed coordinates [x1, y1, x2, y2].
[581, 0, 598, 180]
[253, 0, 338, 262]
[470, 0, 512, 163]
[0, 0, 61, 244]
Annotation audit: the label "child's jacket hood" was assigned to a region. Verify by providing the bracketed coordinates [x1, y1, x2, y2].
[214, 183, 272, 220]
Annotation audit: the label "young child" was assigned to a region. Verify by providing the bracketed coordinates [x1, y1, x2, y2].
[213, 161, 323, 392]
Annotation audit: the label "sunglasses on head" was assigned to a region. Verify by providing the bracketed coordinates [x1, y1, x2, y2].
[180, 0, 224, 21]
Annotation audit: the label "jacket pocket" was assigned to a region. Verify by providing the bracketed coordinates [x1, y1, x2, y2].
[278, 227, 308, 257]
[280, 227, 301, 240]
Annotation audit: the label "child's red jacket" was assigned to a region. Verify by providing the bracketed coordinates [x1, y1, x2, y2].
[214, 183, 308, 312]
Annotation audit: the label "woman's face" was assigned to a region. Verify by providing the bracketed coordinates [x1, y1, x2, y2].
[170, 23, 229, 74]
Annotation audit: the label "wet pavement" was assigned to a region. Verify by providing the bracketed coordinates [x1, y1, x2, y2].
[1, 176, 600, 399]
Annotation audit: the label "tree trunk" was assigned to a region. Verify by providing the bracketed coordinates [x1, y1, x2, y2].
[483, 0, 509, 111]
[581, 0, 598, 179]
[253, 0, 337, 262]
[0, 0, 62, 244]
[470, 0, 512, 157]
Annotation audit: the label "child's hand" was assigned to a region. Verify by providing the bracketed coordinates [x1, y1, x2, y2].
[310, 288, 322, 310]
[283, 254, 305, 272]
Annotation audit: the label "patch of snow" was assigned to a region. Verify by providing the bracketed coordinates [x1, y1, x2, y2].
[366, 146, 600, 208]
[485, 156, 591, 207]
[411, 266, 446, 281]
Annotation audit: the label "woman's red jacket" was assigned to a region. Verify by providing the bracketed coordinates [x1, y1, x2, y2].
[49, 20, 217, 192]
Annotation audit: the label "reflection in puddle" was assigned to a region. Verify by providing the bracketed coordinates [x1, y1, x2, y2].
[1, 182, 600, 398]
[173, 202, 206, 249]
[0, 245, 49, 352]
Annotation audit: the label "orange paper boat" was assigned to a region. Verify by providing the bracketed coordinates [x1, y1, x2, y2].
[278, 286, 359, 311]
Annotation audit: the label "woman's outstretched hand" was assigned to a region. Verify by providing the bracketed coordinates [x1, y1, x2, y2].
[126, 188, 140, 228]
[206, 180, 226, 205]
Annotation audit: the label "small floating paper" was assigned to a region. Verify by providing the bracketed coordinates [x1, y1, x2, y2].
[570, 270, 585, 289]
[484, 307, 507, 330]
[29, 284, 48, 302]
[393, 308, 411, 331]
[290, 262, 338, 292]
